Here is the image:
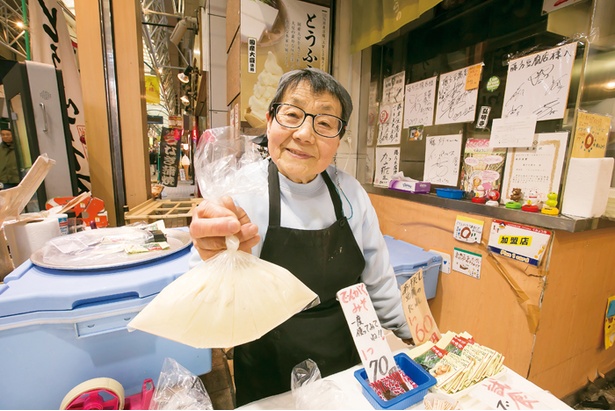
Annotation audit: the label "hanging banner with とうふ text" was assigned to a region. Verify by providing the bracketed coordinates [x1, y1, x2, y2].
[487, 220, 551, 266]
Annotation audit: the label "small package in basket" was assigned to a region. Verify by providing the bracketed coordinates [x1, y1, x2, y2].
[354, 352, 437, 410]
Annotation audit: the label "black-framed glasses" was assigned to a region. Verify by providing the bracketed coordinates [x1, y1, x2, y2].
[272, 103, 346, 138]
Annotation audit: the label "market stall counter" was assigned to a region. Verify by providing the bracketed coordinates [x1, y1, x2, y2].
[0, 227, 212, 410]
[238, 349, 572, 410]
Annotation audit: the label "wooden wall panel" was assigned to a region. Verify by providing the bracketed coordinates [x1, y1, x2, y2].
[530, 227, 615, 397]
[369, 194, 540, 377]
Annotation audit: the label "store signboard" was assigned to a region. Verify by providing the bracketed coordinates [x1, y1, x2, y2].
[160, 127, 181, 187]
[240, 0, 331, 129]
[487, 220, 551, 267]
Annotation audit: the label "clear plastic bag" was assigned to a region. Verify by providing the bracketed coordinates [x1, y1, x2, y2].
[290, 359, 355, 410]
[149, 358, 213, 410]
[193, 125, 266, 201]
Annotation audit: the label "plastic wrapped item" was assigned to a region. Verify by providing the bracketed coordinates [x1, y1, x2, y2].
[29, 226, 192, 270]
[149, 358, 212, 410]
[128, 126, 319, 348]
[290, 359, 355, 410]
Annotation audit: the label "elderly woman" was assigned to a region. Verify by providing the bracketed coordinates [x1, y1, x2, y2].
[189, 68, 411, 406]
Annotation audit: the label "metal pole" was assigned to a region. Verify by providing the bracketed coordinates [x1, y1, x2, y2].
[98, 0, 126, 226]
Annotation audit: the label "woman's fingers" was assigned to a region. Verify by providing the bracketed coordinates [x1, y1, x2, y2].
[190, 196, 260, 260]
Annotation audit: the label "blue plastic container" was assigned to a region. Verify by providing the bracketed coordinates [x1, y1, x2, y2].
[0, 237, 211, 410]
[354, 352, 437, 409]
[384, 235, 442, 299]
[436, 188, 465, 199]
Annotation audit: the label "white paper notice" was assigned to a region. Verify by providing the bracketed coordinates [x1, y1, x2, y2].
[337, 283, 397, 383]
[374, 146, 400, 187]
[453, 248, 482, 279]
[423, 134, 463, 186]
[404, 76, 437, 127]
[435, 65, 480, 125]
[502, 42, 577, 121]
[489, 116, 537, 148]
[378, 102, 403, 145]
[382, 71, 406, 104]
[500, 132, 568, 203]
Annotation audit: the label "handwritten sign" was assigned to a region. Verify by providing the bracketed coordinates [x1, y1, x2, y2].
[404, 76, 437, 127]
[452, 248, 482, 279]
[454, 216, 484, 244]
[465, 63, 483, 90]
[423, 134, 463, 186]
[471, 376, 552, 409]
[487, 220, 551, 267]
[500, 132, 568, 204]
[374, 146, 400, 187]
[571, 110, 611, 158]
[378, 102, 403, 145]
[502, 42, 577, 121]
[435, 65, 480, 125]
[490, 115, 537, 148]
[400, 269, 441, 345]
[382, 71, 406, 104]
[337, 283, 397, 383]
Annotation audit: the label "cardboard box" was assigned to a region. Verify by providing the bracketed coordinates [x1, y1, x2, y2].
[388, 179, 431, 194]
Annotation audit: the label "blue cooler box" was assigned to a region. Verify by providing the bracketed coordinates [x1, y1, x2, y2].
[0, 236, 211, 410]
[384, 235, 442, 299]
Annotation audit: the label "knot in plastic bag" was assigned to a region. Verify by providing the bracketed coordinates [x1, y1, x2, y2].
[225, 235, 240, 252]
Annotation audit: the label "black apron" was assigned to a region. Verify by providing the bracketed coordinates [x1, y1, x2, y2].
[234, 161, 366, 406]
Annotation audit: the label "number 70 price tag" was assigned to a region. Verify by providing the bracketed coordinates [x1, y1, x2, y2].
[337, 283, 397, 383]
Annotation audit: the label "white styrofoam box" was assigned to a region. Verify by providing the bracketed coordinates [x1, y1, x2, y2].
[561, 157, 614, 218]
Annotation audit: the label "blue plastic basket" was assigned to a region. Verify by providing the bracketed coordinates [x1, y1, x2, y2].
[354, 352, 437, 410]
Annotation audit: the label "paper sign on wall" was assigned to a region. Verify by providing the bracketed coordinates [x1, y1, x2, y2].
[454, 216, 484, 244]
[404, 76, 437, 128]
[453, 248, 482, 279]
[487, 220, 551, 266]
[435, 64, 481, 125]
[337, 283, 397, 383]
[502, 42, 577, 121]
[374, 146, 400, 187]
[400, 269, 441, 345]
[605, 296, 615, 349]
[571, 110, 611, 158]
[423, 134, 463, 186]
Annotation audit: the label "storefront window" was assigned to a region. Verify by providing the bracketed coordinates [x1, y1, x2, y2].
[358, 0, 615, 197]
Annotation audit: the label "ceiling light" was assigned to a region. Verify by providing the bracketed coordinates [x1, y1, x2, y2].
[169, 17, 197, 47]
[178, 66, 193, 84]
[180, 95, 191, 106]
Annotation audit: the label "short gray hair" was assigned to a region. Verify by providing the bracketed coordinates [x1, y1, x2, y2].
[268, 68, 353, 137]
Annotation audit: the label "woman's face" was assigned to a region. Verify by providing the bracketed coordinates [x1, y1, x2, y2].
[266, 81, 342, 184]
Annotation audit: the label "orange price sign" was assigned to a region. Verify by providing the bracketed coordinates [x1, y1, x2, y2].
[400, 269, 442, 345]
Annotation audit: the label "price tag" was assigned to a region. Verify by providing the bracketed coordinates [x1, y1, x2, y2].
[337, 283, 397, 383]
[400, 269, 442, 345]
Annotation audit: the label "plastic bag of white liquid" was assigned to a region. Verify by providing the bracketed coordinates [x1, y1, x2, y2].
[129, 126, 319, 348]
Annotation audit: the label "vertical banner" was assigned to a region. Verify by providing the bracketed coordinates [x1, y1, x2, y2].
[240, 0, 331, 128]
[160, 127, 181, 187]
[29, 0, 91, 192]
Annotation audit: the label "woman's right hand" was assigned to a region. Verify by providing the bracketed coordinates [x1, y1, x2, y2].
[189, 196, 260, 261]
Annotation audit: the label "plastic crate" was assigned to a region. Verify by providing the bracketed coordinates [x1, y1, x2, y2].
[354, 352, 437, 410]
[384, 235, 442, 299]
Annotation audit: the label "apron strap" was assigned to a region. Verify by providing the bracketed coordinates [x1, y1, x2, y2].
[267, 160, 345, 227]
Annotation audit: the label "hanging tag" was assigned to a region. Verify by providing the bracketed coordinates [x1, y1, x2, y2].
[337, 283, 397, 383]
[400, 269, 442, 345]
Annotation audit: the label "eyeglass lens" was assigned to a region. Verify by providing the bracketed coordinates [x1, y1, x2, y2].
[275, 104, 342, 138]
